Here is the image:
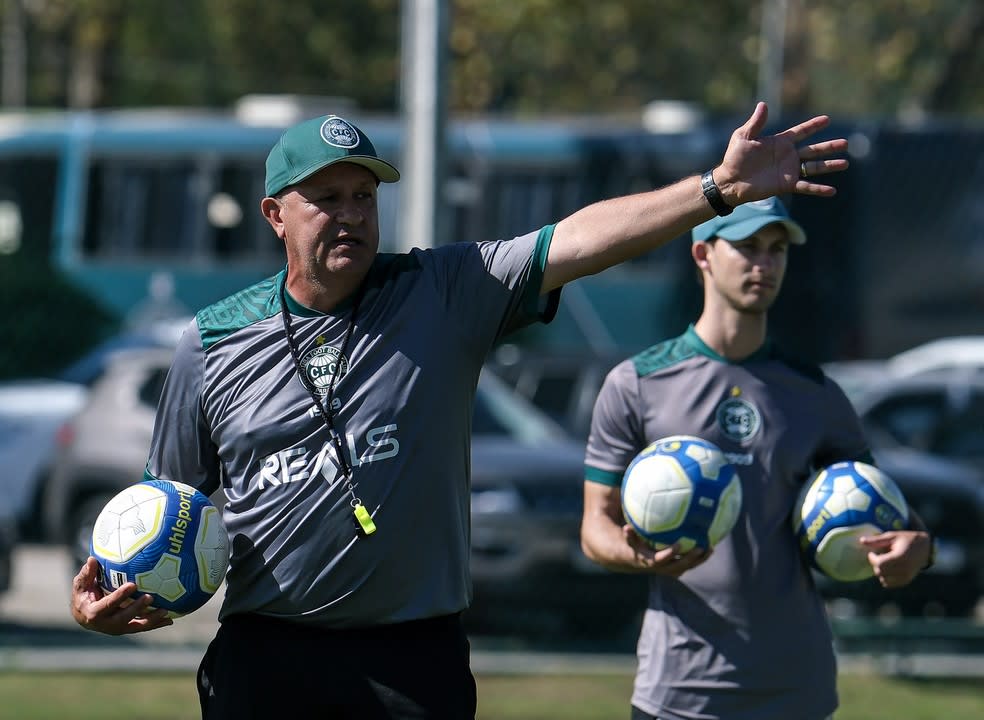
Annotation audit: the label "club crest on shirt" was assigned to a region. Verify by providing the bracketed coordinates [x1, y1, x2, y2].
[299, 343, 349, 398]
[716, 386, 761, 443]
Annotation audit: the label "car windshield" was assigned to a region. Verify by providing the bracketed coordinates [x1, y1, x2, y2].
[473, 368, 570, 444]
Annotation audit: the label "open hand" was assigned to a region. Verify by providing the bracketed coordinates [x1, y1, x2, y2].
[716, 102, 850, 205]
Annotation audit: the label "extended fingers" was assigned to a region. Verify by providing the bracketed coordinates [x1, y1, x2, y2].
[800, 137, 849, 158]
[780, 114, 832, 143]
[795, 153, 849, 195]
[799, 136, 850, 178]
[800, 158, 850, 178]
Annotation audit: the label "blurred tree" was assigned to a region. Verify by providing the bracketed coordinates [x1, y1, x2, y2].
[6, 1, 982, 118]
[806, 0, 984, 119]
[110, 0, 402, 109]
[448, 0, 751, 115]
[0, 254, 117, 380]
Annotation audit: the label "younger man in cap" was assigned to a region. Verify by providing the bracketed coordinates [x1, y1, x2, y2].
[580, 197, 933, 720]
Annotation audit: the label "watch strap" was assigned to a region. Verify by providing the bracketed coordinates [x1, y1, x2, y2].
[700, 169, 733, 216]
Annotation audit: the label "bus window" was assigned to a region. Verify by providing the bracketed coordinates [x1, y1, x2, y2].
[84, 157, 202, 260]
[82, 154, 280, 266]
[0, 153, 58, 260]
[212, 161, 279, 262]
[449, 162, 584, 244]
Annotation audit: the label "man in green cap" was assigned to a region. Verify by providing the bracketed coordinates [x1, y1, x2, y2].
[72, 103, 863, 719]
[580, 196, 934, 720]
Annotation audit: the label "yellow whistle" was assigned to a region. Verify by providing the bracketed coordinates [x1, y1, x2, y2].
[353, 503, 377, 535]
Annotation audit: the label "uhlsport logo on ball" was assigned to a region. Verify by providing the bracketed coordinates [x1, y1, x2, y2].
[90, 479, 230, 617]
[792, 461, 909, 582]
[621, 435, 742, 551]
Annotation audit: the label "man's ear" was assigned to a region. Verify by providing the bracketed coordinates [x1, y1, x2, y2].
[260, 196, 285, 239]
[692, 240, 711, 270]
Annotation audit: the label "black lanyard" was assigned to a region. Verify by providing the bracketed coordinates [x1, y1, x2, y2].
[279, 276, 377, 536]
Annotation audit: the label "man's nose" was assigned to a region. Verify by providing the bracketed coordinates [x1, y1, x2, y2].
[336, 202, 363, 224]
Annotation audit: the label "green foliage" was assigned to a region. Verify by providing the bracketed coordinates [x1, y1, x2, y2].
[449, 0, 752, 114]
[9, 0, 983, 118]
[0, 256, 117, 380]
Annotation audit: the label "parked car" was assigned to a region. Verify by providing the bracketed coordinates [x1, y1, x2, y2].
[0, 317, 190, 542]
[487, 346, 621, 440]
[42, 347, 175, 559]
[839, 368, 984, 476]
[43, 346, 648, 636]
[0, 378, 88, 540]
[886, 335, 984, 378]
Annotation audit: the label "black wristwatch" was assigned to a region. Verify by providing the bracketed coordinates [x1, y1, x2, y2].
[700, 169, 733, 216]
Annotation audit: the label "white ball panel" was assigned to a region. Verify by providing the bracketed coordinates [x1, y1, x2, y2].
[814, 523, 880, 582]
[855, 463, 909, 522]
[844, 486, 872, 513]
[91, 484, 168, 562]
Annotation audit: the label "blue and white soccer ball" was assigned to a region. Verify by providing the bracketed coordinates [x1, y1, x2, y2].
[90, 479, 230, 617]
[621, 435, 742, 551]
[792, 461, 909, 582]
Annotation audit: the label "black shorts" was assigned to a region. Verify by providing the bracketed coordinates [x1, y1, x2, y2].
[197, 612, 477, 719]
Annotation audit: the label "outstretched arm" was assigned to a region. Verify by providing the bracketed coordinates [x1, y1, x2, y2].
[542, 102, 849, 292]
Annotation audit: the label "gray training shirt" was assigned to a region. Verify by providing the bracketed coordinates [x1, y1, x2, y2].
[584, 325, 871, 720]
[145, 226, 560, 628]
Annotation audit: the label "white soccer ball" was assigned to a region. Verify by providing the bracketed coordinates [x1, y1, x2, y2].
[621, 435, 742, 551]
[792, 461, 909, 582]
[90, 479, 229, 617]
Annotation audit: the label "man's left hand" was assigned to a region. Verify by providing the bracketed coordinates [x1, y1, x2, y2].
[859, 530, 932, 588]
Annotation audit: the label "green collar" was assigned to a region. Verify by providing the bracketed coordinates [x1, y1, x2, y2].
[683, 324, 775, 365]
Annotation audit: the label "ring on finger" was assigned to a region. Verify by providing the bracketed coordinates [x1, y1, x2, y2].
[800, 160, 809, 177]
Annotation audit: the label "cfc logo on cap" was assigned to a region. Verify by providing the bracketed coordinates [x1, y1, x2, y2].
[320, 117, 360, 149]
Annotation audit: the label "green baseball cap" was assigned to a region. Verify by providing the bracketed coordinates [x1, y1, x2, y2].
[692, 196, 806, 245]
[264, 114, 400, 196]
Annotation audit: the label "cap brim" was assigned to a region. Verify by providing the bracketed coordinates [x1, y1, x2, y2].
[714, 216, 806, 245]
[288, 155, 401, 188]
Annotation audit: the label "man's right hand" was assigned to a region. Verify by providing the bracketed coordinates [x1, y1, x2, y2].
[623, 526, 711, 577]
[71, 557, 173, 635]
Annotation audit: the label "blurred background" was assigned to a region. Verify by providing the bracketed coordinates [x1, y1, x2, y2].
[0, 0, 982, 703]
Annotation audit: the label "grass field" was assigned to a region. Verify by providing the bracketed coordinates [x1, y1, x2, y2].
[1, 670, 983, 719]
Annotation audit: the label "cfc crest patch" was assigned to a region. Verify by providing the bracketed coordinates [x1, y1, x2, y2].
[716, 390, 761, 443]
[320, 117, 360, 149]
[299, 343, 349, 397]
